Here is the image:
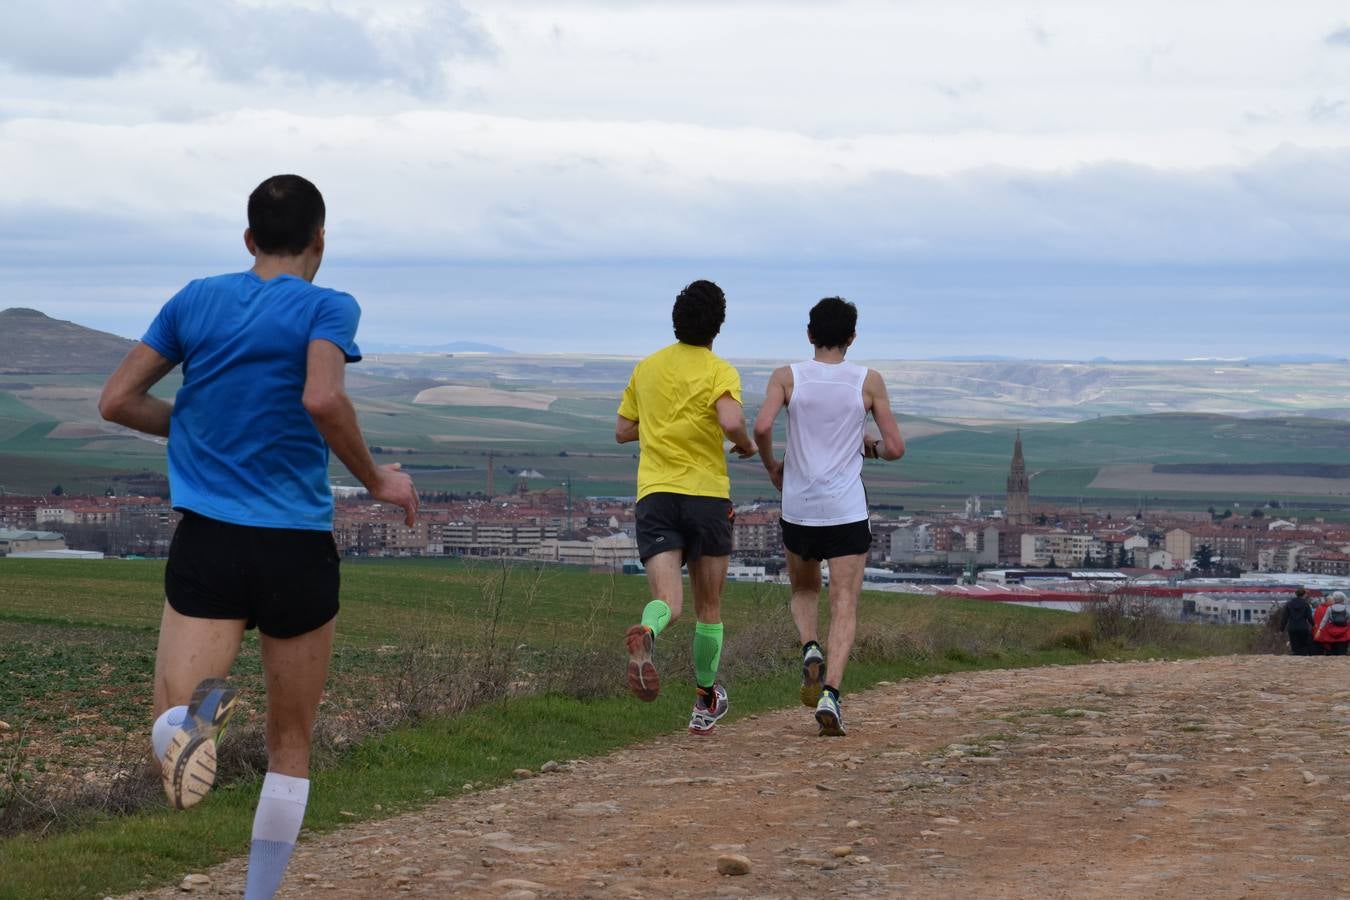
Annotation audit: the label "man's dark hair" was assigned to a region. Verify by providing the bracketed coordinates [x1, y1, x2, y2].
[808, 296, 858, 349]
[672, 280, 726, 346]
[247, 174, 326, 256]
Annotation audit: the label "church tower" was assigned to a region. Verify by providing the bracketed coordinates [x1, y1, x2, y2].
[1005, 430, 1031, 526]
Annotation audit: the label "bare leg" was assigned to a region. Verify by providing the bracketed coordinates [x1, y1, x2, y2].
[785, 550, 823, 645]
[152, 602, 246, 719]
[688, 554, 729, 623]
[822, 553, 866, 689]
[259, 619, 336, 778]
[643, 549, 686, 622]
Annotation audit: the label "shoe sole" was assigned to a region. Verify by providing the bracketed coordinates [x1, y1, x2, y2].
[800, 657, 824, 707]
[162, 730, 218, 810]
[625, 625, 659, 702]
[815, 706, 846, 737]
[162, 677, 238, 810]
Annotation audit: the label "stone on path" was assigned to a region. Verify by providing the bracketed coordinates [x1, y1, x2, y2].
[178, 874, 210, 892]
[717, 853, 753, 876]
[494, 878, 552, 891]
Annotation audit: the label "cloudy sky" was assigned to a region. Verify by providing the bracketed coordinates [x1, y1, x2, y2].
[2, 1, 1348, 360]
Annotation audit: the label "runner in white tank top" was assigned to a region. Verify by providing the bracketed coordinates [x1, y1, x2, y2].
[752, 297, 905, 737]
[782, 359, 869, 527]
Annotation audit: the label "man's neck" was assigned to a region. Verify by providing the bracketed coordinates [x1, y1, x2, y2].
[252, 254, 314, 282]
[813, 347, 846, 364]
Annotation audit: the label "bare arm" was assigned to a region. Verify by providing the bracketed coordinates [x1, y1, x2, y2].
[99, 343, 178, 437]
[863, 369, 905, 461]
[753, 367, 790, 488]
[615, 415, 639, 444]
[303, 340, 419, 525]
[715, 392, 756, 459]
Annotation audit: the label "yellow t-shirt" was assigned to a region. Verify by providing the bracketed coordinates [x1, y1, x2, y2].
[618, 342, 742, 501]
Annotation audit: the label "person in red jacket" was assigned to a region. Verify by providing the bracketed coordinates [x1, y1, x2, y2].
[1313, 591, 1350, 655]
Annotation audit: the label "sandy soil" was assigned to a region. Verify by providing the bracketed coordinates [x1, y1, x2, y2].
[413, 386, 556, 411]
[124, 655, 1350, 899]
[1090, 463, 1350, 497]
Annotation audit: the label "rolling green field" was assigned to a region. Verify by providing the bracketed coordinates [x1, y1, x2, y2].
[4, 355, 1350, 513]
[0, 557, 1258, 898]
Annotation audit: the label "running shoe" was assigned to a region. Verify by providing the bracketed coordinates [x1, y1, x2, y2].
[161, 677, 239, 810]
[800, 643, 825, 707]
[815, 691, 846, 737]
[625, 624, 660, 702]
[688, 683, 730, 735]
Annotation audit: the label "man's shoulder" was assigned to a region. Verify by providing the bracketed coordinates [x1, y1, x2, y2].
[176, 271, 247, 297]
[705, 347, 739, 375]
[305, 280, 357, 301]
[278, 277, 358, 308]
[637, 342, 687, 369]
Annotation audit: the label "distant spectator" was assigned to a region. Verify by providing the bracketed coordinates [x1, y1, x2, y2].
[1313, 591, 1350, 656]
[1280, 588, 1316, 656]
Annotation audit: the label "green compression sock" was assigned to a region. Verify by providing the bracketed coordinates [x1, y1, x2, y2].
[641, 599, 672, 636]
[693, 621, 724, 687]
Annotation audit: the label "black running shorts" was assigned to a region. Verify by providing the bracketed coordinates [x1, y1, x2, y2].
[780, 518, 872, 562]
[635, 492, 734, 563]
[164, 510, 340, 638]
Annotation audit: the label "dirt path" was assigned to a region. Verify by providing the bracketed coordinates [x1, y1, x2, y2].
[126, 656, 1350, 898]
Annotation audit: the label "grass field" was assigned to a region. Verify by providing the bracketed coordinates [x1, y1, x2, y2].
[6, 352, 1350, 512]
[0, 557, 1260, 898]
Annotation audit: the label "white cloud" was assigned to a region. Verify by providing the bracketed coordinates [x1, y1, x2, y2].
[3, 108, 1348, 271]
[0, 0, 487, 94]
[2, 0, 1349, 355]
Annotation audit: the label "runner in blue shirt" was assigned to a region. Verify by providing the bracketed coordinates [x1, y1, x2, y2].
[100, 174, 417, 900]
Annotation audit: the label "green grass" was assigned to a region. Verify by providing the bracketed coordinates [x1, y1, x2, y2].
[10, 363, 1350, 510]
[0, 557, 1257, 898]
[0, 648, 1135, 900]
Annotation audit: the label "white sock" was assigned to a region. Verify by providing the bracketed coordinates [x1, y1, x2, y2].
[244, 772, 310, 900]
[151, 705, 188, 762]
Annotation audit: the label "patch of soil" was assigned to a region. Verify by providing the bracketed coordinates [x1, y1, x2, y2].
[124, 655, 1350, 898]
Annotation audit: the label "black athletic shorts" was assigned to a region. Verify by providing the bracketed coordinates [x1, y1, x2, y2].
[635, 492, 734, 563]
[780, 518, 872, 562]
[164, 510, 340, 639]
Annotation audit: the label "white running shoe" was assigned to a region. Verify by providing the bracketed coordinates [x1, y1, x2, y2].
[688, 683, 730, 735]
[815, 691, 846, 737]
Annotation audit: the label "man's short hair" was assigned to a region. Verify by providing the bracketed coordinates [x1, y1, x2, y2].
[672, 280, 726, 346]
[808, 297, 857, 349]
[247, 174, 326, 256]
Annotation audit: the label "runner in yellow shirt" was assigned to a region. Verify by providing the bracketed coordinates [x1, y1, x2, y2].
[616, 280, 755, 734]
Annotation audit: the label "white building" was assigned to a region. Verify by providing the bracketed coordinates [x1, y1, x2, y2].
[888, 524, 933, 561]
[1189, 592, 1279, 626]
[0, 529, 68, 556]
[528, 533, 637, 569]
[726, 565, 769, 582]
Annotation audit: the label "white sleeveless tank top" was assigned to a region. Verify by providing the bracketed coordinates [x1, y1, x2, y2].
[782, 360, 869, 526]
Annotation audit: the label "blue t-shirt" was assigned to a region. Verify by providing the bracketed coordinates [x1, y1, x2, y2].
[142, 271, 361, 531]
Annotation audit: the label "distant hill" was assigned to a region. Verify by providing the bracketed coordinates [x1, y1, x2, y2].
[1245, 353, 1349, 365]
[364, 340, 514, 354]
[0, 308, 133, 374]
